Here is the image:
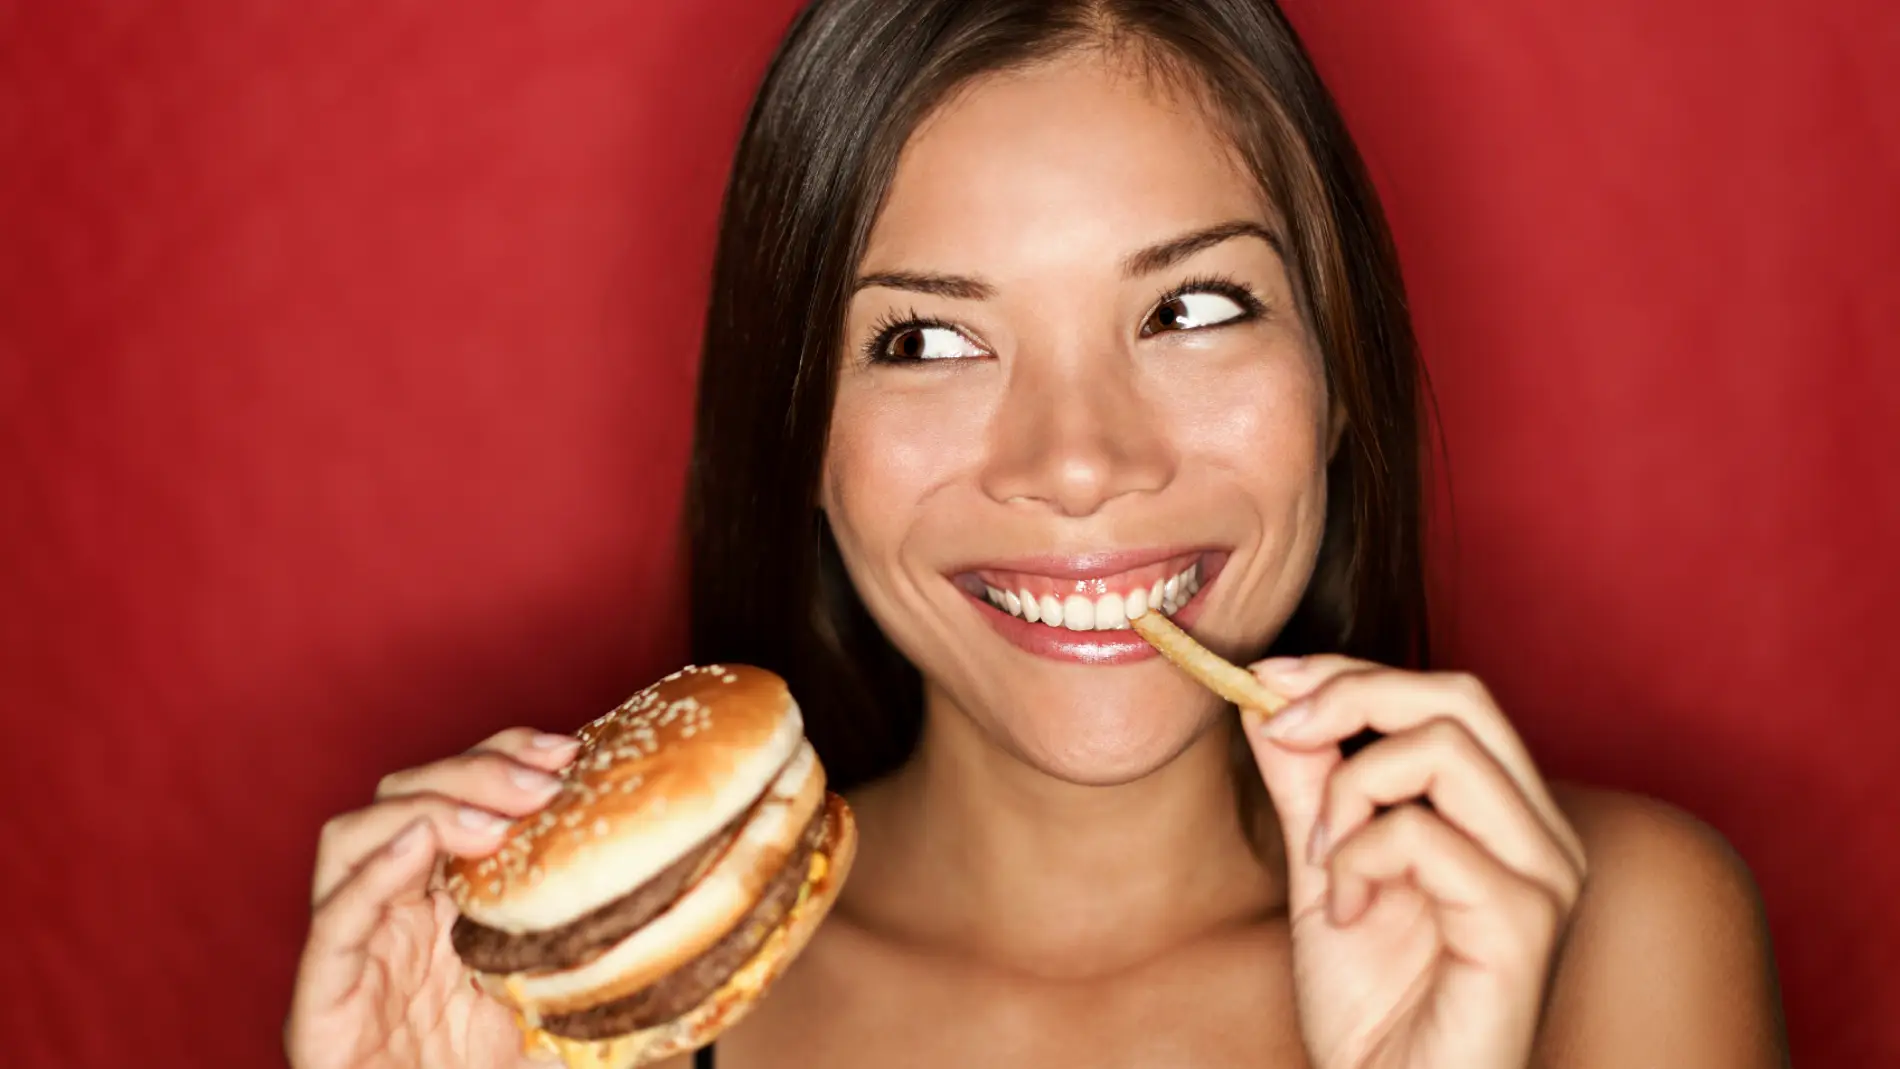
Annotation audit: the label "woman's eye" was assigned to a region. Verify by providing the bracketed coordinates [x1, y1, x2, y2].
[880, 325, 985, 362]
[1143, 291, 1247, 335]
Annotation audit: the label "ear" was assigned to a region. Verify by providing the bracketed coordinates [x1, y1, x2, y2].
[817, 450, 838, 517]
[1325, 399, 1348, 461]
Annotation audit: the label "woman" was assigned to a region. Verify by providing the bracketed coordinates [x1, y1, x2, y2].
[285, 1, 1787, 1066]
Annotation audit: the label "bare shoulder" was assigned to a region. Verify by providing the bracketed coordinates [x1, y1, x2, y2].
[1538, 783, 1788, 1068]
[1550, 782, 1756, 892]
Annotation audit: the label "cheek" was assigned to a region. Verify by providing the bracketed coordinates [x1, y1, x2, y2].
[822, 384, 988, 565]
[1159, 350, 1329, 486]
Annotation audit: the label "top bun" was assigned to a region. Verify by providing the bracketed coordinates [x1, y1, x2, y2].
[445, 665, 804, 932]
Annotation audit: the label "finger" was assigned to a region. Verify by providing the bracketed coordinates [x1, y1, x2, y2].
[312, 791, 536, 905]
[375, 748, 568, 809]
[1315, 720, 1582, 909]
[466, 726, 583, 774]
[1240, 710, 1342, 919]
[1240, 656, 1385, 918]
[293, 819, 439, 1016]
[1328, 805, 1566, 972]
[1259, 669, 1584, 872]
[1252, 653, 1376, 702]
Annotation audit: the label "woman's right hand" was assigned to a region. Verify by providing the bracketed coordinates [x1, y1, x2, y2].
[285, 727, 582, 1069]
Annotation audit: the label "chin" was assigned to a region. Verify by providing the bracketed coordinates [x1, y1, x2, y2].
[984, 671, 1229, 787]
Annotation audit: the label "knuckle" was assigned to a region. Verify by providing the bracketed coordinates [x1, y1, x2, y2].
[1317, 665, 1372, 696]
[459, 748, 510, 773]
[315, 812, 355, 855]
[1441, 671, 1494, 706]
[1420, 715, 1470, 752]
[373, 770, 409, 800]
[1508, 879, 1565, 935]
[1552, 860, 1586, 911]
[1556, 873, 1583, 913]
[477, 725, 539, 753]
[1302, 653, 1355, 674]
[1385, 801, 1435, 842]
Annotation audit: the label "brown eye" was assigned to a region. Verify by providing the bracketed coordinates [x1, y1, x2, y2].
[876, 324, 984, 362]
[1142, 291, 1248, 336]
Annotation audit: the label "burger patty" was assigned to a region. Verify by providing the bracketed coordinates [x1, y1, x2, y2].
[537, 805, 826, 1041]
[451, 809, 750, 975]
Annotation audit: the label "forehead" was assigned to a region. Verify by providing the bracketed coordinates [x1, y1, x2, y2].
[864, 53, 1269, 272]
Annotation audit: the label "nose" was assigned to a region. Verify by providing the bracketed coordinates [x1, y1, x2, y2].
[979, 348, 1176, 518]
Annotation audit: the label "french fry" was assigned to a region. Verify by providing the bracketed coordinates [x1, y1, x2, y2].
[1129, 610, 1288, 722]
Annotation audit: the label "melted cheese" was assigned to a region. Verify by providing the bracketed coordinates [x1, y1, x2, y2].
[723, 849, 832, 1001]
[541, 1032, 643, 1069]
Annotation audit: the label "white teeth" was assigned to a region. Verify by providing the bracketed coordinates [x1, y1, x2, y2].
[1125, 586, 1148, 620]
[983, 559, 1205, 627]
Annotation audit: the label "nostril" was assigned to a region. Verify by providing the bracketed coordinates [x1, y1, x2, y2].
[979, 364, 1176, 513]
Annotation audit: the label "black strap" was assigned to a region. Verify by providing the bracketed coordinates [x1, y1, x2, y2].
[694, 1042, 717, 1069]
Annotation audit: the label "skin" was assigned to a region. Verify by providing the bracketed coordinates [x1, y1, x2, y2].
[285, 50, 1787, 1069]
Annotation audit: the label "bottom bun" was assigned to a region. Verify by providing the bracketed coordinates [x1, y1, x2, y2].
[514, 793, 857, 1069]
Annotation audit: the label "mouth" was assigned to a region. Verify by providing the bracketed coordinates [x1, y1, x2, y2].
[950, 548, 1228, 665]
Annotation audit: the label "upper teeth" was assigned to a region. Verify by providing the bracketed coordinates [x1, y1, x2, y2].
[984, 560, 1202, 632]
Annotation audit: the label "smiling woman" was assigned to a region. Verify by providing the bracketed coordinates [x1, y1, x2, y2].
[282, 1, 1789, 1067]
[688, 1, 1428, 794]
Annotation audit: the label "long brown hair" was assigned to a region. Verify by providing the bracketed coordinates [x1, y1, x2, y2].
[687, 0, 1428, 792]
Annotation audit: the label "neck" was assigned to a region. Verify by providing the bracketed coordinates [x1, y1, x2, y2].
[844, 682, 1286, 978]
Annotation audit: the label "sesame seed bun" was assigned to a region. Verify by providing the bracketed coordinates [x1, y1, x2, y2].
[441, 665, 853, 1069]
[501, 741, 824, 1014]
[445, 665, 805, 932]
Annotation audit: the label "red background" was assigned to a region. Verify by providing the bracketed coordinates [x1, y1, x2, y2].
[2, 2, 1895, 1065]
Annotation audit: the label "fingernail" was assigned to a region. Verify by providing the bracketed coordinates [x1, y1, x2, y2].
[1255, 656, 1306, 682]
[1307, 819, 1330, 866]
[390, 819, 430, 857]
[1262, 700, 1312, 738]
[457, 807, 513, 834]
[509, 765, 561, 793]
[531, 733, 579, 752]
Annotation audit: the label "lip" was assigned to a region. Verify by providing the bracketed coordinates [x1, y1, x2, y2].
[956, 549, 1229, 665]
[950, 546, 1208, 581]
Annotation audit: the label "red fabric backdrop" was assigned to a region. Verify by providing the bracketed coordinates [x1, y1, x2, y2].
[1, 2, 1894, 1065]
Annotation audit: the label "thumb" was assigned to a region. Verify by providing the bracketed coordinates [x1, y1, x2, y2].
[1242, 658, 1354, 915]
[292, 819, 440, 1020]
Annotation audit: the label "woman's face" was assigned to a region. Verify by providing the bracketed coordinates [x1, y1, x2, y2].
[822, 54, 1335, 786]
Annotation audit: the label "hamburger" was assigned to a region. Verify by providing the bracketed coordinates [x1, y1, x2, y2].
[443, 664, 856, 1069]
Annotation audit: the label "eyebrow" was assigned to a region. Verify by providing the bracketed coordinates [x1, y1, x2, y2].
[850, 220, 1282, 300]
[1122, 220, 1282, 278]
[852, 270, 995, 301]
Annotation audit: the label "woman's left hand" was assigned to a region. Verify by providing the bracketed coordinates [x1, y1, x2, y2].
[1243, 656, 1588, 1069]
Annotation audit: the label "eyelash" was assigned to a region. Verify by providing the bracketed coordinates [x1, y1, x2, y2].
[860, 307, 964, 366]
[1143, 273, 1268, 335]
[860, 274, 1268, 365]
